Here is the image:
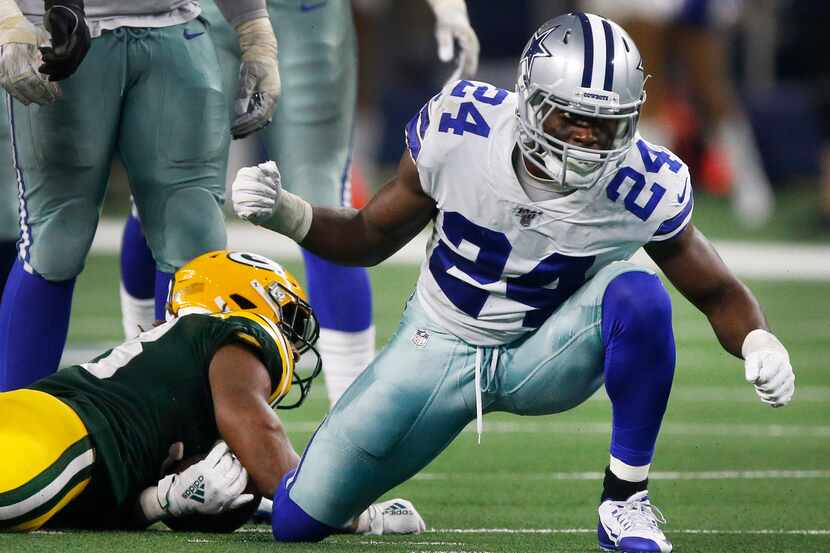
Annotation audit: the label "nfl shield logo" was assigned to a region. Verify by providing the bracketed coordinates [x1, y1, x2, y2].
[411, 329, 430, 348]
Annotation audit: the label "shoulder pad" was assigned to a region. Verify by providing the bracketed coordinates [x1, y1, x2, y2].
[211, 311, 295, 403]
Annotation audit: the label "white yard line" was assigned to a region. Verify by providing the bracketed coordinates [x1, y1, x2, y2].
[187, 419, 829, 437]
[32, 527, 830, 537]
[430, 528, 830, 536]
[235, 527, 830, 536]
[169, 419, 830, 437]
[413, 470, 830, 481]
[90, 219, 830, 280]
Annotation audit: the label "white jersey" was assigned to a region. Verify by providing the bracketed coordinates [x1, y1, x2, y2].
[408, 80, 693, 346]
[21, 0, 200, 38]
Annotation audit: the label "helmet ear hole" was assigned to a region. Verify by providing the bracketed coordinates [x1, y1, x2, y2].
[229, 293, 257, 310]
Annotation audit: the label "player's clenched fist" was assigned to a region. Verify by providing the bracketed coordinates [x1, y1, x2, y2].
[233, 161, 282, 225]
[156, 441, 255, 518]
[742, 329, 795, 407]
[0, 0, 59, 105]
[233, 161, 313, 242]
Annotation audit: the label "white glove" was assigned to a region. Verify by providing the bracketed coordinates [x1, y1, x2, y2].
[356, 498, 426, 535]
[742, 329, 795, 407]
[233, 160, 282, 225]
[425, 0, 479, 81]
[232, 17, 280, 139]
[0, 0, 60, 105]
[156, 441, 255, 517]
[232, 160, 312, 241]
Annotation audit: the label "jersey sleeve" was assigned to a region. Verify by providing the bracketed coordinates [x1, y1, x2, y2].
[648, 157, 694, 243]
[211, 312, 295, 405]
[404, 90, 444, 198]
[404, 79, 497, 198]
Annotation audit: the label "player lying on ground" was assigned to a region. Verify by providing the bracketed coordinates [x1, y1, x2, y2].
[0, 250, 424, 534]
[232, 12, 796, 552]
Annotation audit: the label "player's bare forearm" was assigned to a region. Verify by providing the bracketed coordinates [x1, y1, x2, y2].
[646, 224, 767, 358]
[209, 344, 300, 497]
[300, 153, 436, 266]
[218, 402, 299, 497]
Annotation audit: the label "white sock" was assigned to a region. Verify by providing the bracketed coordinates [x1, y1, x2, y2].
[610, 455, 651, 483]
[119, 284, 155, 339]
[319, 326, 375, 407]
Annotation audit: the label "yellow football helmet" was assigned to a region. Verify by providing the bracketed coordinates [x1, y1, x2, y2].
[167, 250, 321, 409]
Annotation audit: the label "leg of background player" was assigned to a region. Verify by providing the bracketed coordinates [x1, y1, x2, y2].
[600, 271, 675, 499]
[0, 36, 121, 390]
[301, 251, 373, 405]
[265, 1, 373, 406]
[0, 261, 76, 389]
[118, 22, 228, 326]
[202, 0, 374, 407]
[0, 105, 19, 293]
[119, 209, 156, 338]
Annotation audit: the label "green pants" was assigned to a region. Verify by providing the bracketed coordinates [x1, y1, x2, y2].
[202, 0, 357, 207]
[10, 19, 228, 278]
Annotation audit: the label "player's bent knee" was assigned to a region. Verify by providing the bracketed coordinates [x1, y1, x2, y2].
[602, 271, 672, 335]
[272, 470, 338, 542]
[146, 188, 226, 272]
[26, 204, 98, 281]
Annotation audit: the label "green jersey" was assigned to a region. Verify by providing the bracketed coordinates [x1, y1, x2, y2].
[29, 312, 293, 527]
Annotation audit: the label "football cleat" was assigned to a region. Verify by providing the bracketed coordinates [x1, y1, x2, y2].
[597, 490, 672, 552]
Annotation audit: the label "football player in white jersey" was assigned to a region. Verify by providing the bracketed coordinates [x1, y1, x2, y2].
[232, 13, 795, 552]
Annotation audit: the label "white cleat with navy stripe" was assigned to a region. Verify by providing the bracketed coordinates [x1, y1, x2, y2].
[597, 491, 672, 552]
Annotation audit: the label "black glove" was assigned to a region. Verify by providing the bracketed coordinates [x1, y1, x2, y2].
[39, 0, 91, 81]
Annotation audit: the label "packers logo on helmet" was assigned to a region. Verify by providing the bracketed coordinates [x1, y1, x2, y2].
[167, 250, 321, 409]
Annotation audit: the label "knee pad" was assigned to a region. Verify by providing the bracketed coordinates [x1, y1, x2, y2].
[601, 270, 673, 349]
[141, 188, 226, 273]
[272, 470, 338, 542]
[27, 200, 98, 281]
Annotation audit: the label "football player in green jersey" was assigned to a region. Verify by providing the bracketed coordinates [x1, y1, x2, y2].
[0, 250, 425, 534]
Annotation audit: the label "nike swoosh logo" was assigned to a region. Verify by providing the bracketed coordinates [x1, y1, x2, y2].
[677, 179, 688, 204]
[300, 0, 328, 12]
[183, 30, 204, 40]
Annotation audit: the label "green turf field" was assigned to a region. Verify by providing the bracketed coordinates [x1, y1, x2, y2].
[3, 255, 828, 553]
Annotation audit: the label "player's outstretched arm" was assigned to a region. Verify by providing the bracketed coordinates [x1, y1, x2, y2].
[233, 151, 437, 266]
[208, 343, 300, 497]
[645, 224, 795, 407]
